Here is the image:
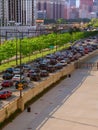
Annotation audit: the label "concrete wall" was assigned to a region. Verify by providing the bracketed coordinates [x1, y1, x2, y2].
[0, 49, 98, 124]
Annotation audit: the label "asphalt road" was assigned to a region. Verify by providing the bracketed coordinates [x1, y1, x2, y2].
[2, 55, 98, 130]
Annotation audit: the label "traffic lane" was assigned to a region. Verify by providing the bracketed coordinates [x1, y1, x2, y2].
[0, 51, 97, 109]
[3, 54, 98, 130]
[0, 77, 49, 108]
[0, 81, 34, 108]
[0, 94, 18, 108]
[2, 68, 96, 130]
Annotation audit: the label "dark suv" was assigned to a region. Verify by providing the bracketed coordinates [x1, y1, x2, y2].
[15, 80, 28, 89]
[30, 73, 40, 81]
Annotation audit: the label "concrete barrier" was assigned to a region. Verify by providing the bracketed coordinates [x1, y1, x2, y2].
[0, 49, 98, 124]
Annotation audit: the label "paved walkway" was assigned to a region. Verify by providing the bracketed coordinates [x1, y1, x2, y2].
[3, 56, 98, 130]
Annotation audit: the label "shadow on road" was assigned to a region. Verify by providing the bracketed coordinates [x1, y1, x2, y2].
[27, 68, 93, 129]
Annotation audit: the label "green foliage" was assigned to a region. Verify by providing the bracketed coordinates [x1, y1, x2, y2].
[57, 18, 66, 24]
[89, 18, 98, 27]
[0, 31, 98, 65]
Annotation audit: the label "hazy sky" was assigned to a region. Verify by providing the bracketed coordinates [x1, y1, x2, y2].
[76, 0, 79, 7]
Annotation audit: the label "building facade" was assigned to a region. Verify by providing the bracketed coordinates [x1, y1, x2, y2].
[69, 0, 76, 7]
[0, 0, 8, 26]
[8, 0, 34, 25]
[36, 0, 67, 20]
[79, 0, 93, 18]
[80, 0, 93, 12]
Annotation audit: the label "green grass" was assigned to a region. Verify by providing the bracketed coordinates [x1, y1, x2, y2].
[0, 43, 70, 72]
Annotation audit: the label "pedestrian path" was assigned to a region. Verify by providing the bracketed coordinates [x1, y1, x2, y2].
[3, 57, 98, 130]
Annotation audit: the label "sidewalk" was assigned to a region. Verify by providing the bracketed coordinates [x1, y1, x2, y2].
[3, 57, 98, 130]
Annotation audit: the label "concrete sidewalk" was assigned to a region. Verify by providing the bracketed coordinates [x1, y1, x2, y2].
[3, 58, 98, 130]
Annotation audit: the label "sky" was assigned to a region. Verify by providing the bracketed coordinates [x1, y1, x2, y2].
[76, 0, 80, 7]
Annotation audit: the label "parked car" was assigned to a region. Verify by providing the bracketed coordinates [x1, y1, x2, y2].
[60, 60, 67, 66]
[40, 70, 49, 77]
[55, 63, 63, 70]
[30, 73, 40, 81]
[12, 74, 24, 82]
[83, 46, 89, 54]
[5, 68, 14, 74]
[49, 59, 57, 65]
[1, 80, 13, 87]
[27, 68, 40, 77]
[39, 63, 48, 70]
[2, 73, 13, 80]
[0, 90, 12, 99]
[13, 68, 23, 74]
[15, 80, 28, 89]
[47, 65, 56, 73]
[23, 64, 31, 71]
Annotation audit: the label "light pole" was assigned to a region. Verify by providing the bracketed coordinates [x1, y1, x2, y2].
[17, 31, 23, 98]
[52, 24, 59, 52]
[19, 32, 23, 98]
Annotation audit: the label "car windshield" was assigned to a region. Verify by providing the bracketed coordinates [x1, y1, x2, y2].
[0, 91, 6, 94]
[14, 75, 20, 77]
[3, 80, 9, 83]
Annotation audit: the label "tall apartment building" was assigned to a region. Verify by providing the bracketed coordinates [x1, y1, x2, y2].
[36, 0, 66, 20]
[0, 0, 8, 26]
[69, 0, 76, 7]
[80, 0, 93, 12]
[8, 0, 34, 25]
[79, 0, 93, 18]
[94, 0, 98, 5]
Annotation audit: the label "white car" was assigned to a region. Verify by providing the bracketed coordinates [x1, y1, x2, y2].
[13, 68, 21, 74]
[12, 74, 24, 82]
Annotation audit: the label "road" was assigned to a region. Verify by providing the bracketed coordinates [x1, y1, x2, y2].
[2, 55, 98, 130]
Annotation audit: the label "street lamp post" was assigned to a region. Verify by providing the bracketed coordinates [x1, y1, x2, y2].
[19, 32, 23, 98]
[15, 31, 18, 65]
[52, 25, 59, 52]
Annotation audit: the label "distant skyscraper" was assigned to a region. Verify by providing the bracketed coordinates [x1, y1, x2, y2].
[8, 0, 34, 25]
[94, 0, 98, 5]
[79, 0, 93, 18]
[80, 0, 93, 12]
[70, 0, 76, 7]
[80, 0, 93, 7]
[0, 0, 8, 26]
[36, 0, 66, 20]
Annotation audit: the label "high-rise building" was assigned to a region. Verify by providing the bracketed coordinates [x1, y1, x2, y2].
[26, 0, 34, 25]
[94, 0, 98, 5]
[8, 0, 34, 25]
[70, 0, 76, 7]
[36, 0, 66, 20]
[79, 0, 93, 18]
[0, 0, 8, 26]
[80, 0, 93, 12]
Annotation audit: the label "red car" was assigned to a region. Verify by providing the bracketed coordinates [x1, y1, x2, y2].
[0, 91, 12, 99]
[1, 80, 13, 87]
[83, 47, 89, 54]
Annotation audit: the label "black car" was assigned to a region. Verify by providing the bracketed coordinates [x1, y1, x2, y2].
[40, 70, 49, 77]
[15, 80, 28, 89]
[55, 63, 63, 70]
[47, 65, 56, 73]
[30, 73, 40, 81]
[2, 73, 13, 80]
[39, 63, 48, 70]
[5, 68, 14, 74]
